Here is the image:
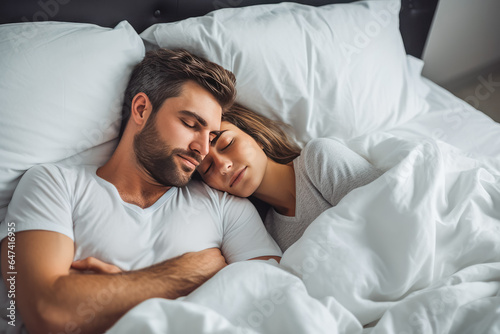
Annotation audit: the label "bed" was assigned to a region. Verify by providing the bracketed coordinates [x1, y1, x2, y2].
[1, 0, 500, 333]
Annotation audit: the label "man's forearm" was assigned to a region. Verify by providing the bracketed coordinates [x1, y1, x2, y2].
[48, 261, 179, 333]
[35, 250, 226, 334]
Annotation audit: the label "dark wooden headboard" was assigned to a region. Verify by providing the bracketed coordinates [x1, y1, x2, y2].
[0, 0, 438, 59]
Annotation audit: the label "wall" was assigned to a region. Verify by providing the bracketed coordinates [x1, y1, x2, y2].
[421, 0, 500, 87]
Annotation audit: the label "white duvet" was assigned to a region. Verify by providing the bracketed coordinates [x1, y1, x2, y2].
[108, 133, 500, 334]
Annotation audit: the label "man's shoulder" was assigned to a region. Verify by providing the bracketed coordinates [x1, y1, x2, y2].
[183, 179, 224, 201]
[26, 162, 91, 177]
[182, 180, 252, 206]
[23, 162, 63, 180]
[22, 163, 96, 187]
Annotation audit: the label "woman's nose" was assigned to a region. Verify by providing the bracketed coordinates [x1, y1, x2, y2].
[213, 155, 232, 175]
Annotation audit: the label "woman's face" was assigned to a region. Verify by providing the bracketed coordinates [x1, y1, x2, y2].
[198, 121, 268, 197]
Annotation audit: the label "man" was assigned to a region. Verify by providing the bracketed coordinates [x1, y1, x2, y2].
[0, 49, 281, 334]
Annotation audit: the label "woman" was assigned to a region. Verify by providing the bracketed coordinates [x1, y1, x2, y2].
[198, 103, 382, 251]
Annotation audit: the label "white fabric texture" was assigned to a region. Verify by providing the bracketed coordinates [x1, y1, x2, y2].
[384, 76, 500, 158]
[265, 138, 382, 252]
[140, 1, 429, 147]
[0, 164, 281, 268]
[0, 163, 281, 333]
[0, 21, 145, 223]
[1, 1, 500, 332]
[109, 133, 500, 333]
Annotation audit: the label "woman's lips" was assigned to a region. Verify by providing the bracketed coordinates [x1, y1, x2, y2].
[230, 167, 247, 188]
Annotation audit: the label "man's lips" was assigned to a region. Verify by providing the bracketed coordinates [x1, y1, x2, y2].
[230, 167, 247, 187]
[178, 155, 200, 168]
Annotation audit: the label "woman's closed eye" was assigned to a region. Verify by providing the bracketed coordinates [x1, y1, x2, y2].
[216, 132, 233, 151]
[204, 161, 213, 174]
[203, 138, 233, 175]
[221, 139, 234, 151]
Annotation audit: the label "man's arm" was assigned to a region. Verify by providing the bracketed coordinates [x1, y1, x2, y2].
[1, 230, 226, 334]
[219, 193, 282, 263]
[71, 255, 282, 272]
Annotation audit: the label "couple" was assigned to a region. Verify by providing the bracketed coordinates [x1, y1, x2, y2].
[0, 49, 379, 333]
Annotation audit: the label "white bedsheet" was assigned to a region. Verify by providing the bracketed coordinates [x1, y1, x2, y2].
[384, 77, 500, 158]
[109, 122, 500, 333]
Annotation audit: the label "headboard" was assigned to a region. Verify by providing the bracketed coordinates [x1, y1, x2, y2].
[0, 0, 438, 59]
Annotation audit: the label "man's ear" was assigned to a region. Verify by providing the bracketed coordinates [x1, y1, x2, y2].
[130, 92, 152, 128]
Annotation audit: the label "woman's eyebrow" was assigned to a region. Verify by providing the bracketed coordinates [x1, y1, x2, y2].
[210, 130, 228, 147]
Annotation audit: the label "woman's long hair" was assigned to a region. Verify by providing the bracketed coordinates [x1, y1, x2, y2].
[222, 103, 301, 165]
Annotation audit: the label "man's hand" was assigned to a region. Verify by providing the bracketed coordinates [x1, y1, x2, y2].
[71, 257, 122, 274]
[70, 248, 226, 277]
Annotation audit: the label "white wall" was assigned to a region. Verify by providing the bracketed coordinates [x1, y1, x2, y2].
[422, 0, 500, 86]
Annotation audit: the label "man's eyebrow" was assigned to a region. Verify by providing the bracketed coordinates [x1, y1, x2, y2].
[210, 130, 228, 147]
[178, 110, 207, 127]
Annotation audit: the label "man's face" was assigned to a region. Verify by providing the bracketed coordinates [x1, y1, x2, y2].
[134, 81, 222, 187]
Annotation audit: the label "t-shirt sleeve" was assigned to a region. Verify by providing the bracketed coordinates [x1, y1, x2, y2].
[219, 194, 282, 264]
[0, 164, 74, 242]
[303, 138, 383, 207]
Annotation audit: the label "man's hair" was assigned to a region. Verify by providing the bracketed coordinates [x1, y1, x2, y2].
[222, 103, 301, 164]
[119, 48, 237, 139]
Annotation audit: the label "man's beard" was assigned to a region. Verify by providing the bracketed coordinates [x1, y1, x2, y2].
[133, 114, 201, 187]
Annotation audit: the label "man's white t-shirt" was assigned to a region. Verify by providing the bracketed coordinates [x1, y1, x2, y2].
[0, 164, 282, 270]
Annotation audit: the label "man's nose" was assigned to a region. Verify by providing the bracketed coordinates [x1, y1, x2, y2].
[190, 133, 210, 158]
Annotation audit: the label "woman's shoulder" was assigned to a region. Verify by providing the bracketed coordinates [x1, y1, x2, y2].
[302, 137, 348, 159]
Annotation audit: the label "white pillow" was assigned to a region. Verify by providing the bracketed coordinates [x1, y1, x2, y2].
[0, 21, 145, 222]
[141, 0, 429, 146]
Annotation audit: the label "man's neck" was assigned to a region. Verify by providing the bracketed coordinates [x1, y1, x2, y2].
[97, 142, 171, 209]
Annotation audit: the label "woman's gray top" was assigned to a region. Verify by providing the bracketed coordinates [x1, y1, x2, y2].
[264, 138, 382, 252]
